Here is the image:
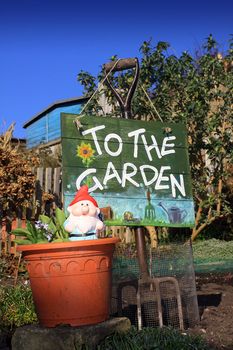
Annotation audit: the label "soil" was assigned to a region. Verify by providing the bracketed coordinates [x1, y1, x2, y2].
[188, 273, 233, 350]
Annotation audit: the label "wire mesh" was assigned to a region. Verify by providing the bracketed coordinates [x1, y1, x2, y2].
[111, 240, 199, 329]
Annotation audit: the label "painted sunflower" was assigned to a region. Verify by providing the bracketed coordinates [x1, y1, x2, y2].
[76, 142, 95, 166]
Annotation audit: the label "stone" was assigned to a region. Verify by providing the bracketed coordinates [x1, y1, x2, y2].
[0, 329, 10, 350]
[11, 317, 131, 350]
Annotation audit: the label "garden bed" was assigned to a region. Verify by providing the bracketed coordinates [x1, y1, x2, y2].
[189, 276, 233, 350]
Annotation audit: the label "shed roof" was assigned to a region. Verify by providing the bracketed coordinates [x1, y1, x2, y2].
[23, 96, 89, 128]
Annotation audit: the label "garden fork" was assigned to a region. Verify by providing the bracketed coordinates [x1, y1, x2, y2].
[104, 58, 184, 330]
[104, 58, 139, 119]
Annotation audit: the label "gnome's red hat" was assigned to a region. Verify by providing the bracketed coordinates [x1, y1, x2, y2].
[69, 185, 98, 207]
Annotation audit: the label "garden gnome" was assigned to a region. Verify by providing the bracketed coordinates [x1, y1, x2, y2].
[64, 185, 104, 240]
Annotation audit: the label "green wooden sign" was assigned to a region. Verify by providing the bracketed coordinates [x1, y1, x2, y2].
[61, 113, 195, 227]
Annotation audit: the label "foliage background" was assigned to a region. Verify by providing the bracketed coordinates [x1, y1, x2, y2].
[77, 35, 233, 240]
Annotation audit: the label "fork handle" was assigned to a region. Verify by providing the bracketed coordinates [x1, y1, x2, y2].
[104, 58, 137, 73]
[135, 227, 149, 279]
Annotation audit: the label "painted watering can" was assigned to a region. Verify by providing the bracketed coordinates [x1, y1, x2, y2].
[158, 202, 187, 224]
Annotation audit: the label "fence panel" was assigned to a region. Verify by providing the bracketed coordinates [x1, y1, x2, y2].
[0, 167, 62, 255]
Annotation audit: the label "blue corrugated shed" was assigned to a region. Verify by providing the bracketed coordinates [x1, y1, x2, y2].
[23, 96, 88, 148]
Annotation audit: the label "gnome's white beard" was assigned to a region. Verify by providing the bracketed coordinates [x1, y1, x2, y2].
[68, 213, 99, 234]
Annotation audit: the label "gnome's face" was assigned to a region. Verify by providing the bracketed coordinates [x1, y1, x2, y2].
[68, 199, 100, 217]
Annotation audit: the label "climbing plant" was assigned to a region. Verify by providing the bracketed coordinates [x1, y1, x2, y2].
[77, 35, 233, 240]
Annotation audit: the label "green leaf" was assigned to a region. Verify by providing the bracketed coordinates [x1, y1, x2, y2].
[14, 239, 32, 245]
[39, 214, 56, 233]
[26, 221, 37, 238]
[39, 214, 51, 224]
[55, 208, 66, 225]
[11, 228, 31, 236]
[54, 208, 68, 239]
[11, 228, 38, 243]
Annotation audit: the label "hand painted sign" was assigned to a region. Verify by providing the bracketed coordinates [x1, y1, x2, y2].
[61, 114, 195, 227]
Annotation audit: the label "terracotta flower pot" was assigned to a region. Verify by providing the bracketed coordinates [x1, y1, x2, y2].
[17, 237, 120, 327]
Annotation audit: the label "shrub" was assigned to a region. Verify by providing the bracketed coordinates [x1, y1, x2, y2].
[0, 285, 37, 329]
[0, 124, 39, 217]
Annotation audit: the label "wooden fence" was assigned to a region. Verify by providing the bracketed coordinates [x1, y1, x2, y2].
[0, 167, 62, 255]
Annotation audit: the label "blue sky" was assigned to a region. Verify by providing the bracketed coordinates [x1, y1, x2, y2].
[0, 0, 232, 138]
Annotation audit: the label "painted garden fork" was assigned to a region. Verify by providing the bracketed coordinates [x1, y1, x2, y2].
[145, 189, 156, 220]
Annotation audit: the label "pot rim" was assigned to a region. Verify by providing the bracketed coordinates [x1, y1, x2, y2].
[16, 237, 120, 252]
